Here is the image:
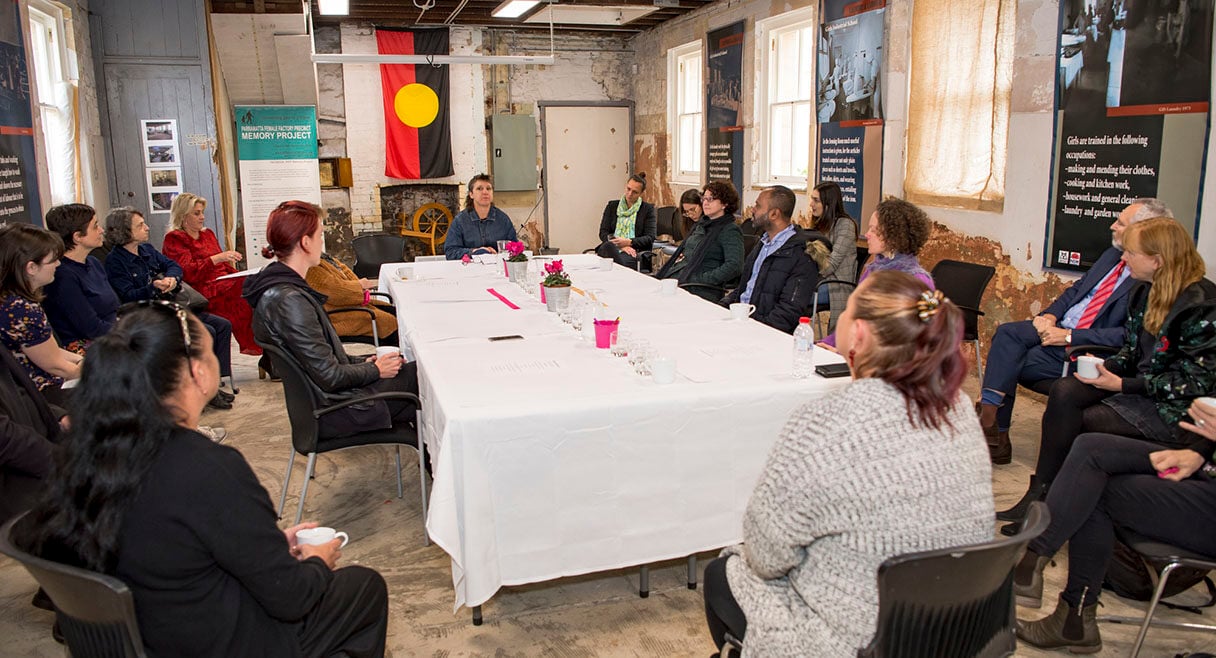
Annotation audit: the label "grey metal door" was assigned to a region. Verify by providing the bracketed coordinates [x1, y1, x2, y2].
[102, 63, 221, 247]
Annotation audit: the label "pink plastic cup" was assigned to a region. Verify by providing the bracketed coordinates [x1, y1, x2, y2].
[593, 320, 619, 349]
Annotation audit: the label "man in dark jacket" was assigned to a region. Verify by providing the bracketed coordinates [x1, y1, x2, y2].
[0, 343, 62, 524]
[722, 186, 825, 334]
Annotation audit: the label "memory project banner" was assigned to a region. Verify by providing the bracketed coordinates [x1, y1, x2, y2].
[814, 0, 885, 223]
[1046, 1, 1211, 271]
[235, 105, 323, 269]
[706, 21, 745, 194]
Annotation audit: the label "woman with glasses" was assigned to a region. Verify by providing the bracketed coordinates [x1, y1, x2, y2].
[162, 193, 260, 357]
[244, 201, 419, 439]
[40, 204, 120, 355]
[103, 206, 236, 410]
[810, 182, 859, 331]
[16, 301, 390, 657]
[679, 188, 704, 238]
[0, 224, 82, 401]
[656, 180, 745, 302]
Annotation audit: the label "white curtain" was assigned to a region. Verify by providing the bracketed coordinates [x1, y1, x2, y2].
[905, 0, 1015, 211]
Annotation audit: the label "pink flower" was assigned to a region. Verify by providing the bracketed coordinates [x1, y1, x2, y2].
[544, 260, 564, 275]
[505, 241, 527, 257]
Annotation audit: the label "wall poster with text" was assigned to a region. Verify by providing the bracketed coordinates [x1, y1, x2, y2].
[0, 0, 41, 225]
[814, 0, 885, 225]
[1046, 0, 1211, 271]
[706, 21, 745, 194]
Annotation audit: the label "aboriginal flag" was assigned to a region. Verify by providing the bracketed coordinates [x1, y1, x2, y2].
[377, 28, 454, 179]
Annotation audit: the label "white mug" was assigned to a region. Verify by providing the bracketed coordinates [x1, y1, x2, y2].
[375, 346, 402, 360]
[296, 527, 350, 548]
[599, 257, 614, 271]
[730, 303, 756, 320]
[660, 279, 679, 296]
[1075, 355, 1103, 379]
[651, 356, 677, 385]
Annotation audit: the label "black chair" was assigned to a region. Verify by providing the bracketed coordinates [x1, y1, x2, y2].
[930, 260, 996, 382]
[260, 344, 429, 538]
[352, 233, 407, 279]
[1100, 530, 1216, 658]
[722, 503, 1049, 657]
[654, 206, 681, 241]
[0, 513, 147, 657]
[326, 291, 394, 349]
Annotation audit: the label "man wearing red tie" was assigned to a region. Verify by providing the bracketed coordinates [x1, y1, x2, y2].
[977, 198, 1173, 464]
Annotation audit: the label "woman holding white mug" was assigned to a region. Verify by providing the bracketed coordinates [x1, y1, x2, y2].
[998, 217, 1216, 534]
[16, 303, 389, 656]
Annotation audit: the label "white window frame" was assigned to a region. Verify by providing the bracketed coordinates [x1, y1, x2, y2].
[755, 7, 816, 189]
[667, 40, 703, 185]
[27, 0, 77, 207]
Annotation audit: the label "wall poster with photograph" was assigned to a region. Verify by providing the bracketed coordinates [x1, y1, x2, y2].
[705, 21, 745, 195]
[1045, 0, 1212, 272]
[813, 0, 886, 225]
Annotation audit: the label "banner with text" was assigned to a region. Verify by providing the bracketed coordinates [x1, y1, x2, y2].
[1046, 1, 1210, 271]
[815, 0, 885, 224]
[235, 105, 322, 269]
[706, 21, 745, 194]
[0, 0, 41, 224]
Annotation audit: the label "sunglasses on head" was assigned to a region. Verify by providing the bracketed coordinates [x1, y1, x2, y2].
[117, 299, 192, 357]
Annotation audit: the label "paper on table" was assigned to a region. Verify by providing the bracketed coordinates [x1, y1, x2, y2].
[215, 267, 261, 281]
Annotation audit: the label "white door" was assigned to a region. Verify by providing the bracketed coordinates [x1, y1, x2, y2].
[540, 103, 632, 255]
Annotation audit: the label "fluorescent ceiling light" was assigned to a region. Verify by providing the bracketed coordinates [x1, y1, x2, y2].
[311, 53, 557, 65]
[492, 0, 540, 18]
[523, 5, 659, 25]
[317, 0, 349, 15]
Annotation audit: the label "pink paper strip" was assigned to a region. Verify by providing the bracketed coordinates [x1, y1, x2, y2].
[486, 288, 520, 309]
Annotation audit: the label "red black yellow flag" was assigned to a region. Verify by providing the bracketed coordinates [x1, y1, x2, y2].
[376, 28, 454, 179]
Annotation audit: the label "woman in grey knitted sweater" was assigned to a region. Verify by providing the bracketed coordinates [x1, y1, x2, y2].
[704, 271, 996, 657]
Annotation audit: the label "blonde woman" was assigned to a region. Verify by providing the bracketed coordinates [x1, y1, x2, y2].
[999, 217, 1216, 533]
[161, 193, 259, 355]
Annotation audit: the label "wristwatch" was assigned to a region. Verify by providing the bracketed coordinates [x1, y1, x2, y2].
[1066, 331, 1073, 345]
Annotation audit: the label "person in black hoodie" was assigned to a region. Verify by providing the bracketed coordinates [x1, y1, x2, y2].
[17, 304, 389, 657]
[721, 186, 829, 334]
[244, 201, 418, 438]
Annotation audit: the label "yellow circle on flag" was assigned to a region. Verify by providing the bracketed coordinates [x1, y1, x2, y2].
[394, 83, 439, 128]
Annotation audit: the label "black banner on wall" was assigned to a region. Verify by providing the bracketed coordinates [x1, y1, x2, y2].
[0, 1, 41, 225]
[815, 0, 885, 225]
[706, 21, 744, 194]
[1046, 0, 1211, 271]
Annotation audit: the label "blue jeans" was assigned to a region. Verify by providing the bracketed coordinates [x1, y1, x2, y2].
[980, 320, 1068, 429]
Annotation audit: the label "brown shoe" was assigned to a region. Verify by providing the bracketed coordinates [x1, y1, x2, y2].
[1016, 594, 1101, 654]
[989, 430, 1012, 465]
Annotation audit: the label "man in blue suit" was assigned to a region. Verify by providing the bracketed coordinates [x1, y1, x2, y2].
[978, 198, 1173, 464]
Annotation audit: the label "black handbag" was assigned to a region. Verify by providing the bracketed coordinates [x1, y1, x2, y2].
[172, 282, 210, 313]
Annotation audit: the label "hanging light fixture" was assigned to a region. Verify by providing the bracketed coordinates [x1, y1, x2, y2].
[491, 0, 540, 18]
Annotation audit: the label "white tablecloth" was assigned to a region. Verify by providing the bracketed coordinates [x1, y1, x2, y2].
[380, 255, 850, 610]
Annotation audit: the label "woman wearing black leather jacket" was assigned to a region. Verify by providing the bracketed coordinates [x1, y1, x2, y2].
[243, 201, 417, 438]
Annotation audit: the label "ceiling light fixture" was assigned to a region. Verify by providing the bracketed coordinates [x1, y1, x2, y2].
[491, 0, 540, 18]
[317, 0, 349, 15]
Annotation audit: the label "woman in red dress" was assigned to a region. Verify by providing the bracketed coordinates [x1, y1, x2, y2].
[162, 193, 260, 356]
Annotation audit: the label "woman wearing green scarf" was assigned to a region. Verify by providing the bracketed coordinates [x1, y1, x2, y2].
[596, 173, 657, 271]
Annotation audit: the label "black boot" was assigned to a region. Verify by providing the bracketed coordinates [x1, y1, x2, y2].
[997, 474, 1048, 522]
[1013, 550, 1053, 608]
[1016, 594, 1101, 654]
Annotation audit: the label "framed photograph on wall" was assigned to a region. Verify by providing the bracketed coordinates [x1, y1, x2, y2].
[149, 191, 179, 213]
[147, 167, 181, 190]
[142, 119, 177, 143]
[146, 144, 178, 166]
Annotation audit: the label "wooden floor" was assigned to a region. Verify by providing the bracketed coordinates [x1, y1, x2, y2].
[2, 350, 1215, 656]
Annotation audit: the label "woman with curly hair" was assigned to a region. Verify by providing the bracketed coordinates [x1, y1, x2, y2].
[656, 179, 745, 301]
[703, 271, 993, 656]
[819, 196, 934, 349]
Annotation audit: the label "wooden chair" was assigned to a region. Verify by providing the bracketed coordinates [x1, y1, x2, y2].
[400, 203, 453, 256]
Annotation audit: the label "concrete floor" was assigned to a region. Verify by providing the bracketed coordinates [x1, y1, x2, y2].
[2, 350, 1215, 657]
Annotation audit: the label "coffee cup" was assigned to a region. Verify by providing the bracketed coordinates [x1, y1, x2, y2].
[651, 356, 676, 385]
[660, 279, 679, 296]
[296, 527, 349, 548]
[599, 257, 614, 271]
[729, 303, 756, 320]
[375, 346, 402, 360]
[1075, 355, 1103, 379]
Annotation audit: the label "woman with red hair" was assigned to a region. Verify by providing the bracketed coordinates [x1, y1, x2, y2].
[242, 201, 418, 437]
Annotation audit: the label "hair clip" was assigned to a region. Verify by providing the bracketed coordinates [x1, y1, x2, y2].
[916, 290, 943, 322]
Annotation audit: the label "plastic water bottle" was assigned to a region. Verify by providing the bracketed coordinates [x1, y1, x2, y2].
[792, 316, 815, 379]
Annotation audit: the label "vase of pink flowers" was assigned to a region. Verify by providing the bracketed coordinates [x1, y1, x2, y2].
[541, 259, 572, 312]
[503, 241, 528, 282]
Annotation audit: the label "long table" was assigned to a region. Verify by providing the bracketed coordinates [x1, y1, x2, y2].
[380, 255, 850, 611]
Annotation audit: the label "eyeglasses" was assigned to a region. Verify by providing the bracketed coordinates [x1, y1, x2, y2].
[117, 299, 192, 358]
[701, 194, 718, 202]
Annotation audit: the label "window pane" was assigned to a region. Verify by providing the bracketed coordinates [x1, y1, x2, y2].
[797, 27, 814, 99]
[792, 102, 810, 178]
[679, 113, 702, 173]
[769, 104, 793, 177]
[775, 31, 800, 102]
[684, 54, 702, 112]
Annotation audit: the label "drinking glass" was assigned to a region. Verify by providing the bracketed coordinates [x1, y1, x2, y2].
[632, 341, 655, 376]
[611, 329, 632, 358]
